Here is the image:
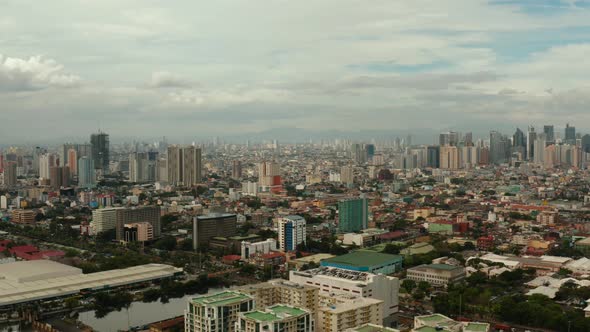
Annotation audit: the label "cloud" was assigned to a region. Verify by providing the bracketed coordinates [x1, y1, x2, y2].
[150, 71, 193, 88]
[0, 54, 80, 91]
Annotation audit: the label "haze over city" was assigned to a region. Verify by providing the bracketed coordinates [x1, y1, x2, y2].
[2, 0, 590, 142]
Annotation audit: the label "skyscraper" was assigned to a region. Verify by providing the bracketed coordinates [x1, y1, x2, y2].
[129, 152, 158, 183]
[527, 126, 537, 161]
[90, 132, 110, 175]
[426, 146, 440, 168]
[338, 197, 368, 233]
[534, 134, 547, 165]
[440, 145, 460, 169]
[351, 143, 368, 164]
[512, 128, 526, 160]
[78, 157, 96, 188]
[582, 134, 590, 154]
[4, 162, 17, 188]
[565, 123, 576, 144]
[49, 166, 70, 190]
[232, 160, 242, 179]
[39, 153, 56, 180]
[489, 131, 510, 164]
[439, 131, 459, 146]
[258, 161, 280, 187]
[278, 215, 306, 251]
[543, 125, 555, 144]
[167, 145, 202, 187]
[67, 148, 78, 176]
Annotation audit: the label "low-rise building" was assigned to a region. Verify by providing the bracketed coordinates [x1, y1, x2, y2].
[406, 264, 465, 287]
[317, 294, 383, 332]
[11, 209, 36, 224]
[241, 238, 277, 259]
[320, 251, 403, 275]
[413, 314, 489, 332]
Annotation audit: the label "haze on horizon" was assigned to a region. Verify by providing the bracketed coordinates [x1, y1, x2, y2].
[1, 0, 590, 142]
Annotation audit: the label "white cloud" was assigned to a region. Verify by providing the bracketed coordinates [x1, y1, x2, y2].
[0, 54, 80, 91]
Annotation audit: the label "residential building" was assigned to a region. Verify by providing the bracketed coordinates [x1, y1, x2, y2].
[338, 197, 368, 233]
[236, 305, 314, 332]
[167, 145, 202, 187]
[278, 215, 306, 251]
[11, 209, 36, 223]
[78, 156, 96, 188]
[317, 294, 382, 332]
[185, 291, 254, 332]
[123, 222, 154, 242]
[290, 267, 400, 319]
[238, 279, 319, 314]
[91, 206, 161, 240]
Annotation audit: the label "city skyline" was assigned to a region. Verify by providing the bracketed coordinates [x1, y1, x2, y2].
[2, 0, 590, 140]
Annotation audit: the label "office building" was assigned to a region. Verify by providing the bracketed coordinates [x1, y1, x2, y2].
[338, 197, 368, 233]
[61, 143, 91, 168]
[439, 131, 459, 146]
[582, 134, 590, 154]
[236, 305, 313, 332]
[565, 123, 576, 144]
[489, 131, 510, 164]
[544, 125, 555, 144]
[91, 206, 161, 240]
[90, 132, 110, 175]
[512, 128, 526, 159]
[67, 149, 78, 176]
[278, 215, 306, 251]
[238, 279, 319, 314]
[406, 264, 466, 287]
[193, 213, 237, 250]
[290, 267, 400, 318]
[3, 161, 17, 188]
[123, 222, 154, 242]
[232, 160, 242, 179]
[78, 157, 96, 188]
[527, 126, 537, 161]
[167, 145, 202, 187]
[317, 294, 383, 332]
[184, 291, 254, 332]
[426, 146, 440, 168]
[241, 239, 278, 259]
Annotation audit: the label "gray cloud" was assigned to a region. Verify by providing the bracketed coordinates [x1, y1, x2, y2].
[0, 54, 80, 91]
[149, 71, 193, 88]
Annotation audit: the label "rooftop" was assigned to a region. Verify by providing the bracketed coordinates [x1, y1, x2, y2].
[242, 305, 308, 322]
[191, 291, 252, 307]
[348, 324, 400, 332]
[322, 251, 402, 268]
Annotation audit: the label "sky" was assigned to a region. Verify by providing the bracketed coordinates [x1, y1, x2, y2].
[1, 0, 590, 142]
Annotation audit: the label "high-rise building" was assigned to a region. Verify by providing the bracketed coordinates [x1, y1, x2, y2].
[463, 132, 473, 147]
[78, 157, 96, 188]
[90, 132, 110, 175]
[167, 145, 202, 187]
[439, 131, 459, 146]
[39, 153, 56, 180]
[4, 162, 17, 188]
[426, 146, 440, 168]
[338, 197, 368, 233]
[232, 160, 242, 179]
[340, 166, 354, 186]
[543, 125, 555, 144]
[527, 126, 537, 160]
[192, 213, 238, 250]
[582, 134, 590, 154]
[440, 146, 460, 169]
[489, 131, 510, 164]
[317, 294, 382, 332]
[67, 149, 78, 176]
[49, 166, 70, 190]
[278, 215, 306, 251]
[184, 291, 254, 332]
[123, 222, 154, 242]
[129, 152, 158, 183]
[364, 144, 375, 160]
[91, 206, 161, 240]
[534, 134, 547, 165]
[512, 128, 526, 160]
[565, 123, 576, 144]
[238, 279, 319, 314]
[351, 144, 368, 164]
[257, 161, 280, 187]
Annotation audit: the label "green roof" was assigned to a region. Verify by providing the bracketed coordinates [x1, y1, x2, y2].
[322, 251, 402, 267]
[243, 305, 308, 323]
[243, 311, 279, 322]
[465, 322, 489, 332]
[192, 291, 251, 307]
[417, 314, 453, 324]
[352, 324, 399, 332]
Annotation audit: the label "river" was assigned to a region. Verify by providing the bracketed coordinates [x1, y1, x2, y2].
[78, 288, 223, 332]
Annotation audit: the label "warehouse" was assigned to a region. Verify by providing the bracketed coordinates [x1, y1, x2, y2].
[0, 260, 183, 307]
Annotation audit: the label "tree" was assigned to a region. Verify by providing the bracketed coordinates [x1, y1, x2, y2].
[154, 236, 178, 251]
[417, 281, 431, 295]
[382, 243, 401, 255]
[401, 279, 416, 293]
